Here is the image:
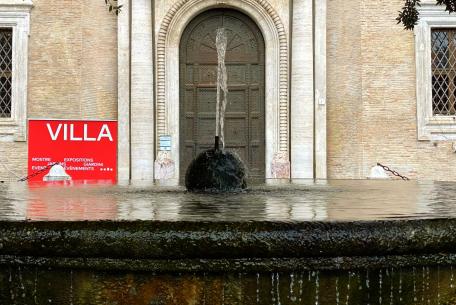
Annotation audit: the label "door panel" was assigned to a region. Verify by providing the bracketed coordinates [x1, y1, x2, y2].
[179, 9, 265, 183]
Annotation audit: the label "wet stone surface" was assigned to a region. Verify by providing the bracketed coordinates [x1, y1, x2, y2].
[1, 180, 456, 221]
[0, 180, 456, 272]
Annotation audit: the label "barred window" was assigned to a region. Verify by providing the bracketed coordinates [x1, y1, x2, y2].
[432, 29, 456, 116]
[0, 28, 12, 118]
[415, 3, 456, 140]
[0, 2, 31, 141]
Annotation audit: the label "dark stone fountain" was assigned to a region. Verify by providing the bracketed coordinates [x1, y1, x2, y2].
[185, 136, 247, 192]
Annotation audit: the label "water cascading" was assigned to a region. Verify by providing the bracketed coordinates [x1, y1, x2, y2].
[216, 27, 228, 149]
[185, 28, 247, 192]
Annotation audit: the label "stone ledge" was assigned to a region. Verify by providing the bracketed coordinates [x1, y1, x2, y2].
[0, 0, 33, 10]
[2, 253, 456, 272]
[0, 219, 455, 263]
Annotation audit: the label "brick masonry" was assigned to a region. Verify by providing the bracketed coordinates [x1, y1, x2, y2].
[0, 0, 117, 181]
[2, 0, 456, 182]
[327, 0, 456, 180]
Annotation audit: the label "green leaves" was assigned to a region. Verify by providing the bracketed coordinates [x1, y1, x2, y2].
[105, 0, 123, 16]
[396, 0, 421, 30]
[436, 0, 456, 12]
[398, 0, 456, 30]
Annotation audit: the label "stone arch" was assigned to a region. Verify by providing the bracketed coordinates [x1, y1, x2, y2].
[156, 0, 289, 181]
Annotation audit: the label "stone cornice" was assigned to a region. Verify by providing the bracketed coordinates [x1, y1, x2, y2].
[417, 1, 450, 18]
[0, 0, 33, 10]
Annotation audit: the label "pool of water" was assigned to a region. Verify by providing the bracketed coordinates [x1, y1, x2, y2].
[1, 180, 456, 222]
[3, 265, 456, 305]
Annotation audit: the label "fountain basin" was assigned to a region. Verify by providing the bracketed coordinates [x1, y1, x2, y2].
[1, 219, 456, 272]
[2, 181, 456, 304]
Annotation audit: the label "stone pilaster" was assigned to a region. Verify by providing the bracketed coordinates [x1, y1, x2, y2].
[290, 0, 314, 179]
[130, 0, 155, 181]
[315, 0, 327, 179]
[117, 0, 130, 181]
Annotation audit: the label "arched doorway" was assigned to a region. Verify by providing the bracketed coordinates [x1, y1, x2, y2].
[179, 9, 266, 183]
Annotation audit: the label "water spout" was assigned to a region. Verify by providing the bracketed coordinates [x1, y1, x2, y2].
[184, 28, 247, 192]
[215, 28, 228, 149]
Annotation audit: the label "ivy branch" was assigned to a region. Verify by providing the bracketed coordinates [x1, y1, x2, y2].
[105, 0, 123, 16]
[397, 0, 456, 30]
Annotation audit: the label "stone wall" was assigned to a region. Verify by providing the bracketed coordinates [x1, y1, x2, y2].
[3, 0, 456, 182]
[28, 0, 117, 119]
[0, 0, 117, 182]
[327, 0, 363, 179]
[154, 0, 290, 39]
[327, 0, 456, 180]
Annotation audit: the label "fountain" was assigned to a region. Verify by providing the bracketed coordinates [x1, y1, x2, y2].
[1, 181, 456, 303]
[2, 29, 456, 305]
[185, 28, 247, 193]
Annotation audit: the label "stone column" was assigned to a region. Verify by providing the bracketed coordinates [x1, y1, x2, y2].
[290, 0, 314, 179]
[314, 0, 327, 179]
[117, 0, 130, 182]
[130, 0, 155, 181]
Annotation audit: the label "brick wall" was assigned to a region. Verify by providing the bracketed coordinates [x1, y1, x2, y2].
[0, 0, 117, 181]
[327, 0, 363, 179]
[327, 0, 456, 180]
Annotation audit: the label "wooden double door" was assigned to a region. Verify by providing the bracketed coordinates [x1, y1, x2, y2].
[179, 9, 265, 182]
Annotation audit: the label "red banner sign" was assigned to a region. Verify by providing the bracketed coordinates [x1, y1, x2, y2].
[28, 120, 117, 182]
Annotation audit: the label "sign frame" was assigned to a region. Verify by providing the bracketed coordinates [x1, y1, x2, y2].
[27, 119, 118, 183]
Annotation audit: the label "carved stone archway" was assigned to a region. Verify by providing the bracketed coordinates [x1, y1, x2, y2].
[155, 0, 290, 184]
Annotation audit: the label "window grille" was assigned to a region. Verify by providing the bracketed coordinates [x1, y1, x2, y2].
[0, 28, 12, 118]
[432, 29, 456, 116]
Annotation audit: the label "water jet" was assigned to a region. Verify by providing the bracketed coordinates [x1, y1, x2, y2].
[184, 28, 247, 193]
